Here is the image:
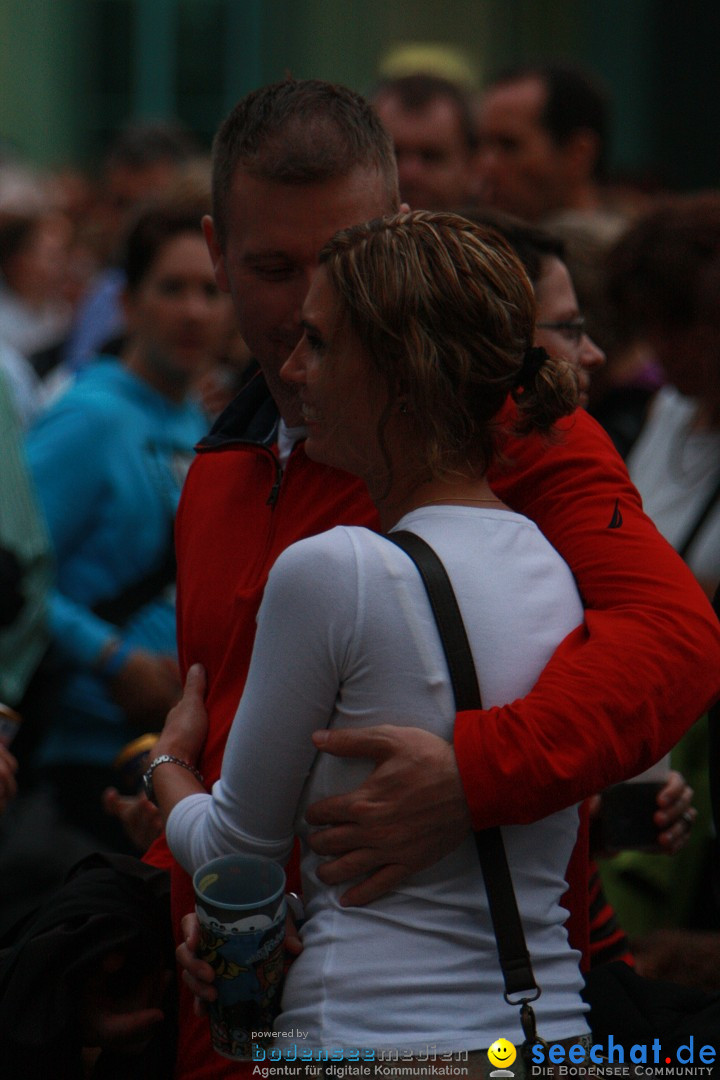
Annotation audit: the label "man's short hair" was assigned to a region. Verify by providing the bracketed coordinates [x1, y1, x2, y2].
[211, 78, 399, 247]
[372, 73, 478, 153]
[490, 62, 610, 179]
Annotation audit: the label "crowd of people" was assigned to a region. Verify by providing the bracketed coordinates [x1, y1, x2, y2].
[0, 59, 719, 1080]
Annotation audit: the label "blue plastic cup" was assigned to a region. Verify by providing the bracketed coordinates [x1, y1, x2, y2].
[193, 853, 287, 1060]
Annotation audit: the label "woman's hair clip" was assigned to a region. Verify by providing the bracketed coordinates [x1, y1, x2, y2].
[517, 345, 549, 387]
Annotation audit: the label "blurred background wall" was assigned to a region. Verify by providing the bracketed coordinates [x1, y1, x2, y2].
[0, 0, 718, 192]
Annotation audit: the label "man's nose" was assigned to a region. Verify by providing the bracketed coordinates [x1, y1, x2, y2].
[397, 153, 428, 191]
[473, 145, 501, 190]
[280, 337, 306, 384]
[292, 266, 318, 316]
[474, 142, 497, 172]
[184, 288, 213, 320]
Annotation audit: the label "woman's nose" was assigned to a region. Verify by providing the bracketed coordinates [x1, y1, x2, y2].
[580, 333, 606, 370]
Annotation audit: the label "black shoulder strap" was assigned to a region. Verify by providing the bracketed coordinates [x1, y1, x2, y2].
[709, 584, 720, 899]
[386, 530, 481, 711]
[387, 530, 539, 1003]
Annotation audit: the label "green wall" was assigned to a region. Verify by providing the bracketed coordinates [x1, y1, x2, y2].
[0, 0, 717, 190]
[0, 0, 90, 166]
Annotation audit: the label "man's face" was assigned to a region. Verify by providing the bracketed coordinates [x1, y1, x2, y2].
[475, 76, 569, 222]
[204, 166, 393, 426]
[373, 93, 472, 210]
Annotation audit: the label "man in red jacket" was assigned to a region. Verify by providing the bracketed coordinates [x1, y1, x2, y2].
[140, 80, 720, 1078]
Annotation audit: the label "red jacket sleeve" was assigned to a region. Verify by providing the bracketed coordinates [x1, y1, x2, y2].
[457, 408, 720, 830]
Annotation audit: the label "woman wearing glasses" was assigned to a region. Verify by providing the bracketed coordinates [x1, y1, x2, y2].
[534, 259, 605, 409]
[466, 208, 605, 410]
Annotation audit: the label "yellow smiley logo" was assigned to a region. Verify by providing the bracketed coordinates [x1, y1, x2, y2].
[487, 1038, 517, 1069]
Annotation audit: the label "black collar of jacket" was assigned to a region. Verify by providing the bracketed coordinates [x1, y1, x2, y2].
[199, 361, 280, 450]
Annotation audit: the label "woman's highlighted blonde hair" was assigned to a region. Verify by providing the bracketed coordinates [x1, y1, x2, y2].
[320, 210, 578, 478]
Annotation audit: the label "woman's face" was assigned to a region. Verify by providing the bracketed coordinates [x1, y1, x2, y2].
[124, 231, 230, 393]
[280, 267, 390, 485]
[534, 255, 605, 408]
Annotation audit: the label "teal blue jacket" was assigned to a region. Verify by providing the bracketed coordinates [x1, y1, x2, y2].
[25, 358, 207, 767]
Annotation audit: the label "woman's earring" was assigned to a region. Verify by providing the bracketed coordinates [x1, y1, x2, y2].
[399, 401, 409, 415]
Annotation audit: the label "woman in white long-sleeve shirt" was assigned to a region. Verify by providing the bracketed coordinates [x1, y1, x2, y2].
[149, 212, 589, 1068]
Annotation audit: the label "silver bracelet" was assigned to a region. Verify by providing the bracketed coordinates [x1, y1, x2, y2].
[143, 754, 204, 806]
